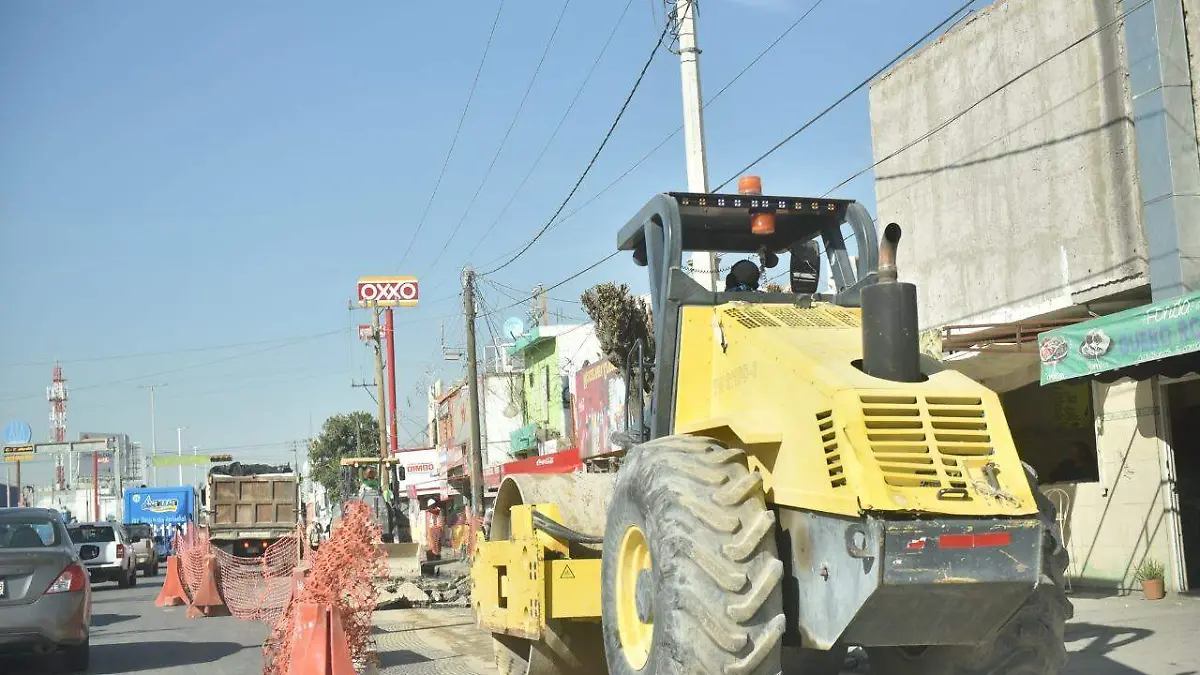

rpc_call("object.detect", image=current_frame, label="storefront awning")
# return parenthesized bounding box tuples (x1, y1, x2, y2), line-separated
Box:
(1039, 289, 1200, 385)
(502, 448, 582, 476)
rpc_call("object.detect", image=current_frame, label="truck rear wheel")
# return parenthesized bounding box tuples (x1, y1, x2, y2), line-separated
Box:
(601, 435, 785, 675)
(866, 465, 1072, 675)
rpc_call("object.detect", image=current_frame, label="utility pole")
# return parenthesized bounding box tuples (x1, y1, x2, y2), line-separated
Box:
(462, 267, 484, 517)
(674, 0, 718, 291)
(385, 308, 399, 456)
(370, 306, 389, 491)
(140, 383, 167, 486)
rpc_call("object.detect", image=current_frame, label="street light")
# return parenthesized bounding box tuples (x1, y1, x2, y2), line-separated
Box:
(176, 427, 188, 487)
(139, 383, 167, 486)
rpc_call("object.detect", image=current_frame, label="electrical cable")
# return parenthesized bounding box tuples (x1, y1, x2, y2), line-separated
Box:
(0, 329, 348, 402)
(473, 0, 832, 269)
(464, 0, 639, 262)
(712, 0, 977, 192)
(1, 328, 350, 369)
(398, 0, 507, 267)
(821, 0, 1151, 197)
(480, 16, 673, 276)
(421, 0, 574, 276)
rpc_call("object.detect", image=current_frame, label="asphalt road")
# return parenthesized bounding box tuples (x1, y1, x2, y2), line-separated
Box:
(15, 574, 269, 675)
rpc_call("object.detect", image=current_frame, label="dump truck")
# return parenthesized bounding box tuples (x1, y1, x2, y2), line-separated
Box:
(203, 462, 298, 558)
(470, 183, 1072, 675)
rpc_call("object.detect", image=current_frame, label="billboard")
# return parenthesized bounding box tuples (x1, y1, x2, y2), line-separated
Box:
(573, 359, 626, 460)
(357, 276, 419, 307)
(396, 448, 440, 495)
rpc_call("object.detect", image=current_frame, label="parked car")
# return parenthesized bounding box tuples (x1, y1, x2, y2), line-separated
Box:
(123, 523, 160, 577)
(66, 521, 138, 588)
(0, 507, 91, 672)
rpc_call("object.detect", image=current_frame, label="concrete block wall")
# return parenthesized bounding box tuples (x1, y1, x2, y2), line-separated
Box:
(868, 0, 1148, 329)
(1042, 378, 1178, 590)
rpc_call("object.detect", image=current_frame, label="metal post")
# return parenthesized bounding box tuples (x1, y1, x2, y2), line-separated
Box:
(141, 383, 166, 486)
(92, 451, 99, 520)
(462, 267, 485, 517)
(15, 461, 21, 507)
(176, 427, 185, 486)
(371, 306, 389, 489)
(675, 0, 718, 291)
(386, 308, 399, 456)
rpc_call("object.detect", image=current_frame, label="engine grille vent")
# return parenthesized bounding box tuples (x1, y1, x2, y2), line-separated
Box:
(860, 395, 993, 490)
(817, 410, 847, 489)
(723, 305, 860, 330)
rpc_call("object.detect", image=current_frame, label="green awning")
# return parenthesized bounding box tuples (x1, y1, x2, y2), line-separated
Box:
(507, 326, 551, 355)
(1039, 289, 1200, 385)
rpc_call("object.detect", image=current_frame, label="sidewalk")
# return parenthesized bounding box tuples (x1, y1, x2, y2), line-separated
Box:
(1062, 592, 1200, 674)
(369, 591, 1200, 675)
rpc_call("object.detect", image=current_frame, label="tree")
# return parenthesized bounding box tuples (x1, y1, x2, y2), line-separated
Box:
(308, 411, 380, 504)
(581, 282, 655, 393)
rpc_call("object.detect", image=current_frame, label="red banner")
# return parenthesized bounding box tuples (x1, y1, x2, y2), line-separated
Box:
(574, 360, 626, 459)
(502, 448, 582, 477)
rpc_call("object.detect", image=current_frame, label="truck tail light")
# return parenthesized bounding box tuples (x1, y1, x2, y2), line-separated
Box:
(46, 563, 87, 594)
(116, 544, 126, 559)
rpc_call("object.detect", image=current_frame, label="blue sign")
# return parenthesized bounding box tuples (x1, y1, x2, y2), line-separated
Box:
(3, 421, 32, 445)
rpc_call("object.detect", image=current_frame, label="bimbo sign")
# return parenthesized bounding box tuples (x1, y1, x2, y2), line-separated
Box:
(357, 276, 419, 307)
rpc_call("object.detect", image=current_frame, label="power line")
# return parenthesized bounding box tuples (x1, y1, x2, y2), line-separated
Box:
(822, 0, 1151, 197)
(0, 328, 350, 369)
(398, 0, 507, 267)
(480, 15, 673, 276)
(421, 0, 575, 276)
(712, 0, 976, 191)
(464, 0, 639, 262)
(0, 329, 348, 402)
(473, 0, 832, 269)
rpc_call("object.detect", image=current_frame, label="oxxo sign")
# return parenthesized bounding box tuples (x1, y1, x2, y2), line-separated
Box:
(357, 276, 419, 307)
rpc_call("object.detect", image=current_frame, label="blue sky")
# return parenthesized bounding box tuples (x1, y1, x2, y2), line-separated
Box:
(0, 0, 984, 484)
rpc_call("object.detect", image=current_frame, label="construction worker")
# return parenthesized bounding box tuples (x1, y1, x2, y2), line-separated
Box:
(424, 498, 443, 560)
(725, 259, 762, 292)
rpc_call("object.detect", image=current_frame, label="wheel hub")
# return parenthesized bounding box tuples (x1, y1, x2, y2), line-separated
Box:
(616, 525, 654, 670)
(635, 569, 654, 623)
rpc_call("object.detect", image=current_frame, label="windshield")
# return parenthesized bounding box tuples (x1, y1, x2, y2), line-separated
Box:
(0, 515, 64, 548)
(126, 524, 152, 539)
(68, 524, 117, 543)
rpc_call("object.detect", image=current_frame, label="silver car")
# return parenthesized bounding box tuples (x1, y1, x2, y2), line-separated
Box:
(0, 507, 92, 671)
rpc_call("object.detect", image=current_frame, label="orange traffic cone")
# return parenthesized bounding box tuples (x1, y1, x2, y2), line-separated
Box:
(155, 556, 190, 607)
(186, 554, 229, 618)
(289, 565, 310, 604)
(287, 603, 356, 675)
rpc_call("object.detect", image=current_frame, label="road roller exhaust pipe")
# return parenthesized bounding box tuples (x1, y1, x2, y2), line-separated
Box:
(861, 223, 922, 382)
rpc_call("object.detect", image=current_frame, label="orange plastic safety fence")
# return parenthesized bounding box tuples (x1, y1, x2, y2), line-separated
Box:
(171, 524, 302, 624)
(262, 501, 387, 675)
(211, 532, 301, 623)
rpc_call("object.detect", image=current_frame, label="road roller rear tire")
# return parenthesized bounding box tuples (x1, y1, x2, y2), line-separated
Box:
(601, 435, 785, 675)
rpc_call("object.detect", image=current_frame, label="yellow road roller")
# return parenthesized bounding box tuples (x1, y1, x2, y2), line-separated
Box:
(471, 183, 1072, 675)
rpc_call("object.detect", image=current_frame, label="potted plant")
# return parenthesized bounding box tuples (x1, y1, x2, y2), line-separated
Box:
(1135, 558, 1166, 600)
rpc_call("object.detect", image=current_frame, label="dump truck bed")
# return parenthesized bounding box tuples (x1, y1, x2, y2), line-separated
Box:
(207, 473, 297, 541)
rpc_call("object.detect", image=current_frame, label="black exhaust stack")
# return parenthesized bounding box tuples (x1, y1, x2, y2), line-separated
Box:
(861, 223, 922, 382)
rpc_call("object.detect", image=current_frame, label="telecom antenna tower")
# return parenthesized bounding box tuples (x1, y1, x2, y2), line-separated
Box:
(48, 363, 68, 489)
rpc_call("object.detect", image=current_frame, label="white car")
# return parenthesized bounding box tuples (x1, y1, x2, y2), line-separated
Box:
(66, 522, 138, 588)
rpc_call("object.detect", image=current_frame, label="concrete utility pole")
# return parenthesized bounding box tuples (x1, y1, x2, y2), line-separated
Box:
(675, 0, 718, 291)
(462, 267, 485, 517)
(370, 306, 389, 490)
